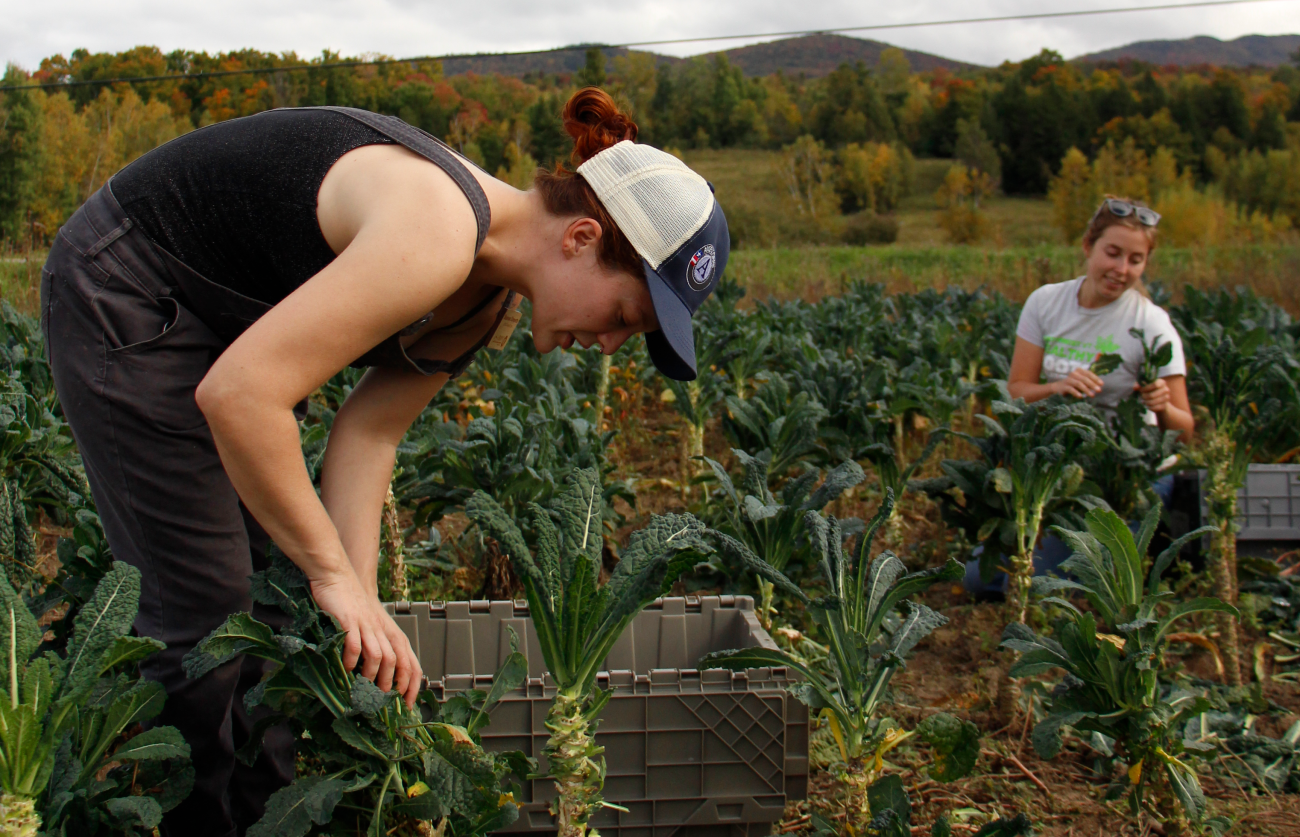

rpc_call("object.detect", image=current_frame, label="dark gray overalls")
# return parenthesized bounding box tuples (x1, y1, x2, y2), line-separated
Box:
(40, 107, 509, 837)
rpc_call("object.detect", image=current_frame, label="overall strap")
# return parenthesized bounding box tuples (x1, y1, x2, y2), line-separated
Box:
(304, 106, 491, 254)
(307, 106, 509, 378)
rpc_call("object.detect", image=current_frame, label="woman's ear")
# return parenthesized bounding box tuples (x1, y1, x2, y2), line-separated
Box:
(563, 218, 604, 260)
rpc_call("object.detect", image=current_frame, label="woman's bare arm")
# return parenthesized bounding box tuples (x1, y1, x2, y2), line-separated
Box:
(1006, 337, 1103, 402)
(320, 367, 449, 596)
(195, 152, 478, 705)
(321, 290, 510, 592)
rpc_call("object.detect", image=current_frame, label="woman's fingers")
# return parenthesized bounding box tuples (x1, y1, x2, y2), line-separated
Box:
(383, 619, 422, 707)
(360, 624, 383, 682)
(375, 629, 398, 693)
(1061, 378, 1090, 398)
(343, 626, 363, 672)
(1138, 380, 1170, 411)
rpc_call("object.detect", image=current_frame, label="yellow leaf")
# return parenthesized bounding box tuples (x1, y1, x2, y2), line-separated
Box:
(660, 389, 677, 403)
(408, 781, 431, 798)
(1128, 760, 1142, 784)
(1098, 633, 1125, 651)
(821, 709, 849, 764)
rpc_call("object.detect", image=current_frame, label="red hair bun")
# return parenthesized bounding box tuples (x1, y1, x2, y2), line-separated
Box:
(563, 87, 639, 166)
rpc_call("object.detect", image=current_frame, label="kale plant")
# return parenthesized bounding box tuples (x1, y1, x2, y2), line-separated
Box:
(465, 468, 710, 837)
(185, 554, 527, 837)
(702, 450, 864, 628)
(0, 562, 193, 837)
(1001, 506, 1231, 835)
(1180, 322, 1299, 685)
(722, 373, 828, 479)
(912, 386, 1110, 621)
(700, 497, 976, 834)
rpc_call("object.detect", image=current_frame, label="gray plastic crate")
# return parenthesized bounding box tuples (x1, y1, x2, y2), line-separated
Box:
(385, 596, 807, 836)
(1198, 464, 1300, 542)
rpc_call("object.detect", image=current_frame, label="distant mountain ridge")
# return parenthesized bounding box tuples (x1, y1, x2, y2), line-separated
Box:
(1076, 33, 1300, 67)
(435, 31, 1300, 79)
(438, 33, 977, 78)
(706, 34, 979, 76)
(439, 46, 672, 78)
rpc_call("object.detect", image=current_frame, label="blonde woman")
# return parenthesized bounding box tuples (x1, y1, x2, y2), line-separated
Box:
(1008, 197, 1193, 441)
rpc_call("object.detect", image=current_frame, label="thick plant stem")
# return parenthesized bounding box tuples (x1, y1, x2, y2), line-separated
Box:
(1151, 764, 1191, 837)
(545, 692, 605, 837)
(383, 484, 409, 602)
(592, 353, 612, 429)
(1006, 504, 1044, 625)
(757, 579, 775, 632)
(0, 793, 38, 837)
(1202, 430, 1243, 686)
(836, 758, 872, 836)
(677, 426, 692, 504)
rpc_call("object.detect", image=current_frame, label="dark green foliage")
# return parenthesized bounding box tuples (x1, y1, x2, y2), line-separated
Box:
(916, 714, 980, 782)
(722, 373, 828, 478)
(0, 561, 193, 835)
(1132, 327, 1175, 388)
(186, 552, 527, 836)
(397, 345, 633, 530)
(1001, 505, 1230, 826)
(701, 499, 974, 779)
(466, 468, 710, 699)
(971, 814, 1035, 836)
(1089, 395, 1181, 520)
(1089, 352, 1123, 376)
(703, 450, 863, 575)
(912, 386, 1110, 589)
(466, 468, 711, 831)
(1179, 318, 1300, 465)
(702, 451, 863, 624)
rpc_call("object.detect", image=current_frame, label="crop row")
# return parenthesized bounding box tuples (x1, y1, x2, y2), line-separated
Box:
(0, 278, 1295, 834)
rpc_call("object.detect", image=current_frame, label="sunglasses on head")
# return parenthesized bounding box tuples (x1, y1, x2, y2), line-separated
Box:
(1094, 198, 1160, 227)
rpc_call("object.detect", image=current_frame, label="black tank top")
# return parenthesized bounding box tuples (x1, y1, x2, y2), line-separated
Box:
(112, 107, 509, 377)
(114, 108, 395, 306)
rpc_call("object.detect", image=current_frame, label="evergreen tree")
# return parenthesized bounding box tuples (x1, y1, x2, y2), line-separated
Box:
(575, 47, 606, 89)
(0, 68, 42, 242)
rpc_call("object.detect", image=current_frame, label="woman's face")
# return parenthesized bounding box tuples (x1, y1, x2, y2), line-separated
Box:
(1083, 224, 1151, 303)
(528, 218, 659, 355)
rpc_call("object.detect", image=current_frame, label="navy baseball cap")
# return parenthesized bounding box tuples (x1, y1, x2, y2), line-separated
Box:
(576, 141, 730, 381)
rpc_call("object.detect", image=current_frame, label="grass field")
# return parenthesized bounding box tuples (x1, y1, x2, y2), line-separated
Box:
(685, 149, 1060, 249)
(9, 148, 1298, 318)
(685, 148, 1300, 312)
(0, 251, 42, 315)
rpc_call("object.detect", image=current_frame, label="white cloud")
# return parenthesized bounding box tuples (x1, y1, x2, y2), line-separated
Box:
(6, 0, 1299, 71)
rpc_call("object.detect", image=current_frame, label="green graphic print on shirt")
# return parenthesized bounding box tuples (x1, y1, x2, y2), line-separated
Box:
(1042, 333, 1118, 373)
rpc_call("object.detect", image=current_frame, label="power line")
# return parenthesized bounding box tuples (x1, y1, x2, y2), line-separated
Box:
(620, 0, 1299, 48)
(2, 0, 1293, 93)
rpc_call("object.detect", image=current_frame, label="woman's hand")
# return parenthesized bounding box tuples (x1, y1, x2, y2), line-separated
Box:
(309, 568, 423, 708)
(1051, 368, 1104, 399)
(1137, 378, 1172, 413)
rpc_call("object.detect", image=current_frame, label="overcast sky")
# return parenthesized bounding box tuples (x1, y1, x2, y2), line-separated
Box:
(8, 0, 1300, 71)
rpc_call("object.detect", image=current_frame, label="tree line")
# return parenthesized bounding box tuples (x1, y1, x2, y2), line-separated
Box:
(2, 42, 1299, 243)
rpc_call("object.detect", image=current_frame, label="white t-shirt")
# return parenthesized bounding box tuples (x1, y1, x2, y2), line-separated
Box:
(1017, 277, 1186, 414)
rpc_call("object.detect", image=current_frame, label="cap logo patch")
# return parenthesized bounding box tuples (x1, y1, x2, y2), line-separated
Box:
(687, 244, 716, 291)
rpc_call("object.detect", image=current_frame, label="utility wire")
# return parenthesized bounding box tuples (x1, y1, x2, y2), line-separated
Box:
(2, 0, 1293, 93)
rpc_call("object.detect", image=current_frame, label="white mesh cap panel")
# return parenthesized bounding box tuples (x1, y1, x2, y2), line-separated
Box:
(577, 141, 714, 270)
